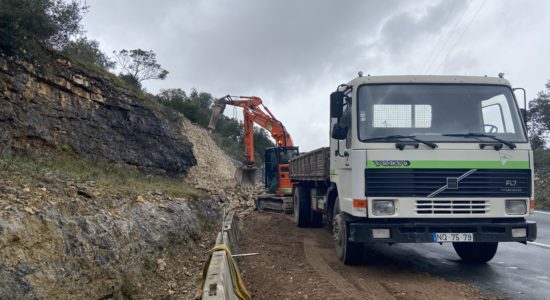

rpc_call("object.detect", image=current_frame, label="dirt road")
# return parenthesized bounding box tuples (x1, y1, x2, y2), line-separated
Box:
(239, 212, 493, 300)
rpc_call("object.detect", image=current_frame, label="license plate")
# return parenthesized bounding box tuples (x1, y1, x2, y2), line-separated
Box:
(432, 233, 474, 242)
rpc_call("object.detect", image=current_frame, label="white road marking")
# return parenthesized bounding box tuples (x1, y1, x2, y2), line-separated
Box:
(535, 210, 550, 215)
(527, 241, 550, 249)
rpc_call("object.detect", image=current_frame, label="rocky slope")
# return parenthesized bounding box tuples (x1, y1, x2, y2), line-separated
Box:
(181, 118, 261, 216)
(0, 156, 219, 299)
(0, 55, 196, 173)
(0, 53, 242, 299)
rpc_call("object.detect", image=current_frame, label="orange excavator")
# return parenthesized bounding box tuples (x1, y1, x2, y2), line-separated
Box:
(208, 95, 299, 204)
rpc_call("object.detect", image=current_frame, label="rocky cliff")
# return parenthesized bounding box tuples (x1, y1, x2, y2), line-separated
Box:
(0, 55, 196, 173)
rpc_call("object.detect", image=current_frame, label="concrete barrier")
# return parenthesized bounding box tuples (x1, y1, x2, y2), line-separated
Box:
(202, 211, 244, 300)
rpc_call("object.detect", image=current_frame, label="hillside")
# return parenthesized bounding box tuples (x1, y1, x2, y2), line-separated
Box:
(0, 55, 256, 299)
(0, 54, 195, 173)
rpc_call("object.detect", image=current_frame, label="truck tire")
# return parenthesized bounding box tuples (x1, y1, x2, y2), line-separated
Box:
(333, 199, 362, 265)
(452, 242, 498, 264)
(294, 186, 310, 227)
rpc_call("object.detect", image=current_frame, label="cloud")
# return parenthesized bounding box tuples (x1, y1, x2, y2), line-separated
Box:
(82, 0, 550, 150)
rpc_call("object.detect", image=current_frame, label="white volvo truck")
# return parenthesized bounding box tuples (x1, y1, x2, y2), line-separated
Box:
(289, 74, 537, 265)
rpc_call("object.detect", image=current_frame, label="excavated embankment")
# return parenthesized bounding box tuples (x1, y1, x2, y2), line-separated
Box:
(0, 54, 252, 299)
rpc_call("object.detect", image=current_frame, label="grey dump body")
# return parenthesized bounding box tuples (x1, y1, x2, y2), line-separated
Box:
(289, 147, 330, 182)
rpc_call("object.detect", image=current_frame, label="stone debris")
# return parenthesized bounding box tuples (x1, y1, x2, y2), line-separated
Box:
(181, 118, 235, 190)
(181, 118, 263, 216)
(23, 206, 35, 214)
(157, 258, 167, 271)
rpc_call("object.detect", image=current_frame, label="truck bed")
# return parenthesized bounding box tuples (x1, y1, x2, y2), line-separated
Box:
(289, 147, 330, 182)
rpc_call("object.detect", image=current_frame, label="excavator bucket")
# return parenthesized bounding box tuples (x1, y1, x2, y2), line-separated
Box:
(235, 166, 257, 186)
(208, 101, 226, 132)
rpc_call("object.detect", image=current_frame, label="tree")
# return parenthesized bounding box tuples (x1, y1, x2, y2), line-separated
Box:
(528, 80, 550, 149)
(62, 37, 115, 71)
(157, 88, 211, 127)
(0, 0, 86, 62)
(113, 49, 169, 83)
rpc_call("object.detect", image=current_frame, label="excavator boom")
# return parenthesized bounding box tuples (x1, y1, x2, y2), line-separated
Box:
(208, 95, 295, 191)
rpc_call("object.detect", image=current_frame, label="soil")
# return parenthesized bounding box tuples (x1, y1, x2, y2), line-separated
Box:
(239, 212, 494, 300)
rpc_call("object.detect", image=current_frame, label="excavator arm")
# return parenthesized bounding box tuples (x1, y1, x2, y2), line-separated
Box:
(208, 95, 293, 166)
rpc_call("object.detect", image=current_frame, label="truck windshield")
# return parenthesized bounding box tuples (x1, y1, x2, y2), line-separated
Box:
(357, 84, 527, 143)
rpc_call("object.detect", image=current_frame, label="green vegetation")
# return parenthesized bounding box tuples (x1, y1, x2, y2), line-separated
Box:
(529, 80, 550, 210)
(0, 0, 86, 64)
(0, 153, 199, 199)
(62, 37, 115, 71)
(528, 80, 550, 150)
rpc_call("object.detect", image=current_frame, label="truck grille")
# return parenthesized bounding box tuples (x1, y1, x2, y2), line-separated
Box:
(415, 200, 489, 215)
(365, 169, 530, 198)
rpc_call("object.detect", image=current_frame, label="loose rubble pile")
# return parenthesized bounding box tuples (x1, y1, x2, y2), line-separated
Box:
(181, 118, 263, 217)
(180, 118, 235, 190)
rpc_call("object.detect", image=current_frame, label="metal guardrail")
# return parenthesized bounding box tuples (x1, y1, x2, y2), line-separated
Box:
(202, 211, 245, 300)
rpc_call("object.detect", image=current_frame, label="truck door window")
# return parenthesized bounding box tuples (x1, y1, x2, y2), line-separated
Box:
(342, 101, 352, 148)
(482, 95, 515, 133)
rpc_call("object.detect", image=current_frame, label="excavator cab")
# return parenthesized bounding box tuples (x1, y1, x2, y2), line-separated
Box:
(264, 146, 299, 195)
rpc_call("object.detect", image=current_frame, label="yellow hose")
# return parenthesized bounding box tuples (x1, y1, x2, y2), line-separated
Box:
(201, 244, 252, 300)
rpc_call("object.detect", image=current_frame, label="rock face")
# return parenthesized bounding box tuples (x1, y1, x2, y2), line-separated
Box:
(0, 56, 196, 173)
(0, 172, 219, 299)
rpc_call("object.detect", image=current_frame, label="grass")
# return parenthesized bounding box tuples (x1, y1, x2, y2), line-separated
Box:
(0, 152, 199, 199)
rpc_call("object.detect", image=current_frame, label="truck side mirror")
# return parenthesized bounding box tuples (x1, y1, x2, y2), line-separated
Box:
(520, 108, 527, 124)
(330, 91, 344, 118)
(331, 123, 348, 140)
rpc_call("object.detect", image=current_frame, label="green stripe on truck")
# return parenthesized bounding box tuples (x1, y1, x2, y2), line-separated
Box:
(366, 160, 529, 169)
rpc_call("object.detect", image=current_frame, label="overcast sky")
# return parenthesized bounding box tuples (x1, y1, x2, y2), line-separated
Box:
(82, 0, 550, 151)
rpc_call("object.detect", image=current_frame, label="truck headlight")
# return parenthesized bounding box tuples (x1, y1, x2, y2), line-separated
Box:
(372, 200, 395, 216)
(505, 199, 527, 215)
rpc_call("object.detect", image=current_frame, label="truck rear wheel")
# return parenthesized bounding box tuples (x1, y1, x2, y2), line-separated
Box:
(453, 242, 498, 264)
(294, 186, 310, 227)
(333, 199, 362, 265)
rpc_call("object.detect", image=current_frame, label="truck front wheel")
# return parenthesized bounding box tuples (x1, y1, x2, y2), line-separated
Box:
(333, 199, 362, 265)
(452, 242, 498, 264)
(294, 186, 310, 227)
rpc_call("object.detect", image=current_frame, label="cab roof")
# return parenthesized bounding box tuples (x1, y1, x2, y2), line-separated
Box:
(347, 75, 512, 87)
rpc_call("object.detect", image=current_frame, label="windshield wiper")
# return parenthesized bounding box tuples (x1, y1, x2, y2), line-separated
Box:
(442, 133, 516, 149)
(363, 135, 437, 149)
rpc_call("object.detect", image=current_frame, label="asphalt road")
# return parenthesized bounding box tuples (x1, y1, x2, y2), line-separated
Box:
(365, 211, 550, 300)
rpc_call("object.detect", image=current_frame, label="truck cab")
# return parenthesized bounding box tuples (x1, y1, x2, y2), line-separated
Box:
(264, 146, 299, 195)
(291, 75, 537, 265)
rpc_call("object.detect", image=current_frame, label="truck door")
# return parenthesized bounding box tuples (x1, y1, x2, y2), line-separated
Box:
(331, 97, 354, 208)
